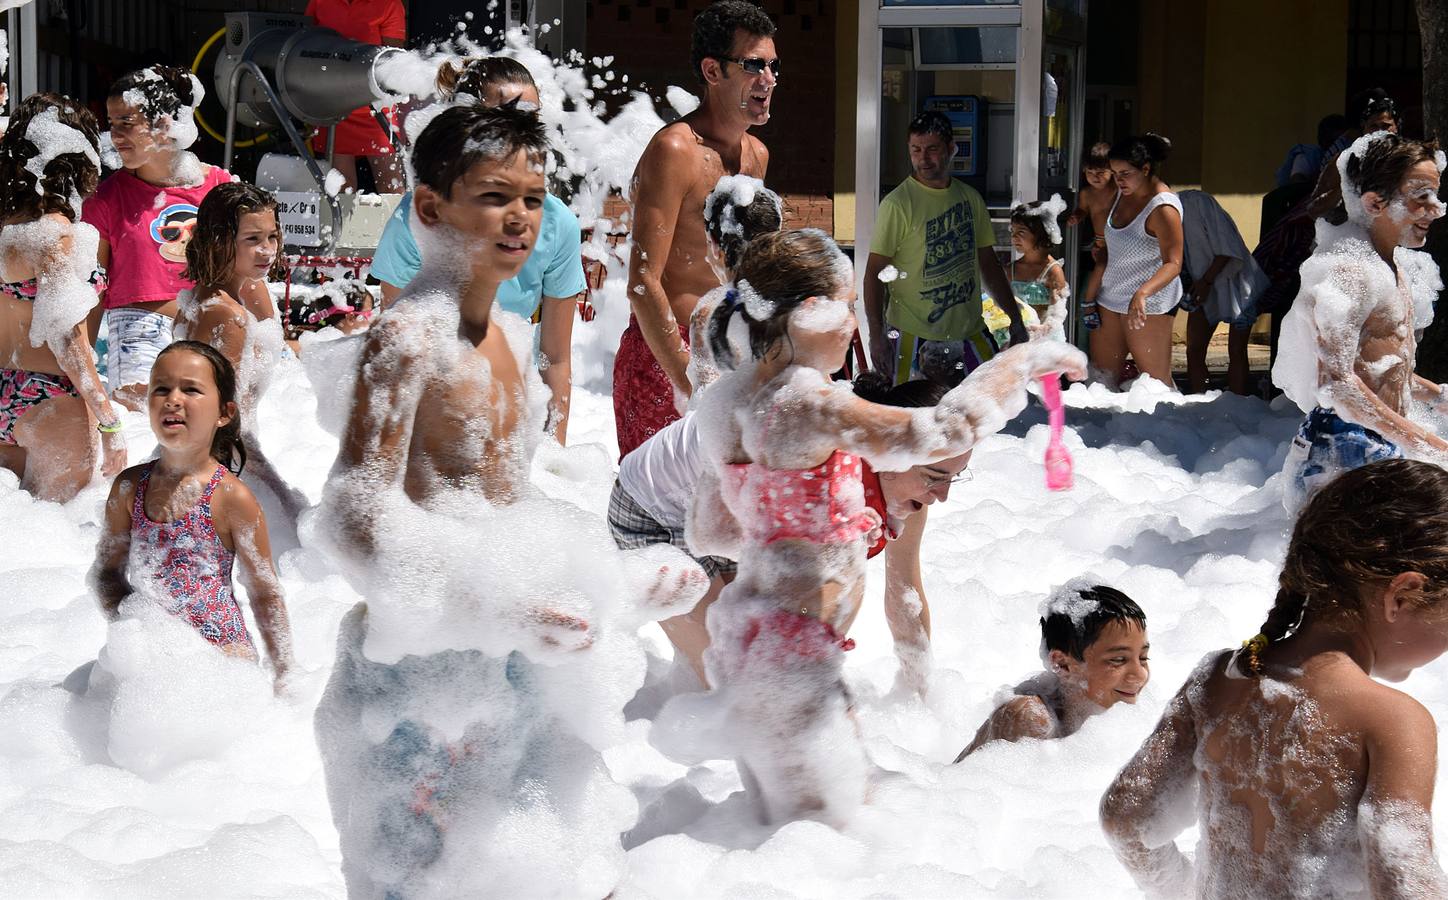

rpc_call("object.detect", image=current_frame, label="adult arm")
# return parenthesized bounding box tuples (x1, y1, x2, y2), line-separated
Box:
(884, 508, 930, 696)
(1129, 203, 1185, 329)
(1099, 673, 1200, 899)
(1187, 254, 1233, 309)
(1358, 693, 1447, 898)
(978, 245, 1028, 345)
(89, 470, 136, 618)
(538, 294, 576, 444)
(626, 131, 697, 396)
(221, 483, 296, 689)
(862, 251, 895, 374)
(537, 203, 587, 444)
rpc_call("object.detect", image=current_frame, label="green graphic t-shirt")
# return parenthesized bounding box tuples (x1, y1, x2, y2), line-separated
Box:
(870, 176, 995, 341)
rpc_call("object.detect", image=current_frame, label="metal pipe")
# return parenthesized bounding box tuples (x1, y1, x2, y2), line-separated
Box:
(231, 60, 342, 252)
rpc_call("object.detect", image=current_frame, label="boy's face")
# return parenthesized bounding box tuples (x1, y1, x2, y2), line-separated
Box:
(1084, 166, 1112, 190)
(1052, 619, 1150, 710)
(415, 148, 546, 283)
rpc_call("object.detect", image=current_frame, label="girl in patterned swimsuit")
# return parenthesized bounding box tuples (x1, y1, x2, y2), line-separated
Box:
(90, 342, 294, 690)
(0, 92, 127, 502)
(174, 182, 305, 522)
(684, 229, 1088, 826)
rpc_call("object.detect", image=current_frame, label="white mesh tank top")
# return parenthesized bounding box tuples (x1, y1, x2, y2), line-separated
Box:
(1099, 190, 1184, 315)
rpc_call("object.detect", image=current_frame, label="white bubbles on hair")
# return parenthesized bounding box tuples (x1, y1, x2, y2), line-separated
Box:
(1338, 130, 1399, 224)
(735, 277, 775, 321)
(21, 106, 98, 210)
(1013, 193, 1068, 246)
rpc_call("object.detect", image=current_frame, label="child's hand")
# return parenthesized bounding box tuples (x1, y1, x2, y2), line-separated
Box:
(100, 430, 128, 477)
(523, 607, 594, 653)
(860, 507, 885, 548)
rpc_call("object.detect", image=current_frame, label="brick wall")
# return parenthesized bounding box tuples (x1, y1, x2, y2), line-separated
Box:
(584, 0, 835, 235)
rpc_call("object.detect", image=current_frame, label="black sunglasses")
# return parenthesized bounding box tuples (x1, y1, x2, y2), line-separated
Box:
(723, 56, 781, 78)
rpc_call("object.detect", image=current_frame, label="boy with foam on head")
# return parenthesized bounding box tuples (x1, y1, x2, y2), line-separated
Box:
(955, 580, 1149, 761)
(312, 105, 706, 899)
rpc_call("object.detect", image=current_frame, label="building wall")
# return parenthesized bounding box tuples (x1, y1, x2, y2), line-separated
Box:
(584, 0, 836, 233)
(834, 0, 858, 244)
(1199, 0, 1349, 245)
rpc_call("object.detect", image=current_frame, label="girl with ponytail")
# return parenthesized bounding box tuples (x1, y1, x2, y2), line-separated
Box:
(1102, 458, 1448, 898)
(91, 341, 295, 693)
(681, 229, 1086, 826)
(86, 65, 234, 412)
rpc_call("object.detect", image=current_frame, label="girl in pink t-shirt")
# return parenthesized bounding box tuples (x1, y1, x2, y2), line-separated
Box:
(84, 65, 233, 410)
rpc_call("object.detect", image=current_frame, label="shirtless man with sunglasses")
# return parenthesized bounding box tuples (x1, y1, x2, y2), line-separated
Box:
(614, 0, 778, 458)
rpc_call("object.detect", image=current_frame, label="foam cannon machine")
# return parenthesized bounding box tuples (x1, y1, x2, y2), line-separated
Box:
(214, 11, 404, 256)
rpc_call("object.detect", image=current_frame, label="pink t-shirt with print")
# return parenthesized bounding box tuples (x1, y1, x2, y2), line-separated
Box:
(81, 166, 233, 309)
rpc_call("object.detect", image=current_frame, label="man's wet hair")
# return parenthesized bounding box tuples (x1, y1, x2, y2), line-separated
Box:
(692, 1, 776, 85)
(1041, 585, 1146, 661)
(411, 103, 549, 199)
(908, 110, 954, 145)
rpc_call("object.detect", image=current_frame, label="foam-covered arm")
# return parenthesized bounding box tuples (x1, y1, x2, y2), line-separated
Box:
(1358, 696, 1446, 898)
(685, 465, 743, 561)
(228, 493, 296, 687)
(884, 510, 931, 696)
(89, 471, 136, 619)
(325, 317, 424, 558)
(818, 341, 1087, 470)
(1100, 678, 1199, 899)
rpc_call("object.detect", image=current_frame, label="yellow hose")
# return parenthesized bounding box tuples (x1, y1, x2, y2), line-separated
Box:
(190, 26, 270, 148)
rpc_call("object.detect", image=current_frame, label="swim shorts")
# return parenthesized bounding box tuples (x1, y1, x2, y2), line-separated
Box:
(1284, 406, 1403, 510)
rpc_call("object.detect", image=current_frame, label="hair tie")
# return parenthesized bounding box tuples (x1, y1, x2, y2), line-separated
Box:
(1241, 632, 1269, 675)
(723, 288, 740, 311)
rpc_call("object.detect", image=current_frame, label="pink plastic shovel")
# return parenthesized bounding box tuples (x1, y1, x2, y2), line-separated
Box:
(1040, 376, 1074, 491)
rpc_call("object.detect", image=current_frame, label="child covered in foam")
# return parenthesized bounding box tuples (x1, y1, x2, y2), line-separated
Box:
(1272, 132, 1448, 509)
(0, 93, 125, 501)
(310, 104, 706, 899)
(955, 580, 1149, 761)
(173, 182, 303, 523)
(1102, 458, 1448, 899)
(671, 229, 1086, 827)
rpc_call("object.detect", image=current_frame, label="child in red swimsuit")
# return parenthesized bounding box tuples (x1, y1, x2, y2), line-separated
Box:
(686, 229, 1087, 827)
(90, 341, 295, 691)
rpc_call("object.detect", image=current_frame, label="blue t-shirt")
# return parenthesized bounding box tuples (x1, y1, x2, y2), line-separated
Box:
(371, 191, 587, 318)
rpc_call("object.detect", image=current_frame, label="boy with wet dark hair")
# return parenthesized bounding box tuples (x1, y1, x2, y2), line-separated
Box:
(955, 580, 1150, 760)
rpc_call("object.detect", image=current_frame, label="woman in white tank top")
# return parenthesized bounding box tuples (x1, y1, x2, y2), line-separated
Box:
(1093, 134, 1185, 388)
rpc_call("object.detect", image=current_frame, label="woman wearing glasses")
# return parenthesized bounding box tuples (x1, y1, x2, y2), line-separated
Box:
(607, 371, 972, 698)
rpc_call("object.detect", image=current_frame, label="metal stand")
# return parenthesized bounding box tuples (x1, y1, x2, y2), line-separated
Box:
(223, 59, 343, 253)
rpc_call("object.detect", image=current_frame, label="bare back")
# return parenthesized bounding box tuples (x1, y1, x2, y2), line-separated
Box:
(1107, 649, 1443, 899)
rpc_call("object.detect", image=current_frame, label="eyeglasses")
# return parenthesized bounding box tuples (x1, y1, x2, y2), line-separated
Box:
(920, 468, 972, 491)
(724, 56, 781, 78)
